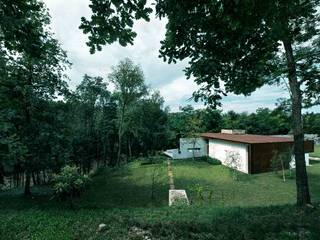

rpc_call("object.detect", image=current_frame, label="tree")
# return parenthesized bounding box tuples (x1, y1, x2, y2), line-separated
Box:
(0, 0, 47, 57)
(108, 58, 147, 165)
(124, 91, 169, 157)
(82, 0, 320, 206)
(180, 106, 203, 160)
(1, 2, 70, 195)
(68, 75, 117, 170)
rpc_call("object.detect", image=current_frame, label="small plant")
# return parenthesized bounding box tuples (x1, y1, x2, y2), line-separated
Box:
(52, 165, 90, 206)
(194, 184, 205, 201)
(191, 184, 215, 204)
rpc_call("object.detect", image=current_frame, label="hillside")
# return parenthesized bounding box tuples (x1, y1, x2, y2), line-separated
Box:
(1, 159, 320, 239)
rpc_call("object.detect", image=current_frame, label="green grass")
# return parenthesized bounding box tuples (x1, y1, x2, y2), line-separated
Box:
(1, 158, 320, 239)
(310, 145, 320, 158)
(173, 159, 320, 206)
(0, 161, 168, 210)
(80, 161, 168, 208)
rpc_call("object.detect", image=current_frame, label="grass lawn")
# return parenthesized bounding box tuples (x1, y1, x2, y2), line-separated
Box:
(173, 159, 320, 207)
(0, 161, 168, 210)
(80, 161, 168, 208)
(310, 145, 320, 158)
(1, 158, 320, 239)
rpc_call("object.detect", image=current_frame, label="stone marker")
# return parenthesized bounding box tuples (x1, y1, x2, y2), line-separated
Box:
(97, 223, 107, 232)
(169, 189, 189, 206)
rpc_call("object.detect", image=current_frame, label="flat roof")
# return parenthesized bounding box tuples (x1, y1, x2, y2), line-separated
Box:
(201, 133, 294, 144)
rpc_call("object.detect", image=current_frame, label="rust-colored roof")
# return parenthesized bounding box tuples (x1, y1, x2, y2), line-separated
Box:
(201, 133, 294, 144)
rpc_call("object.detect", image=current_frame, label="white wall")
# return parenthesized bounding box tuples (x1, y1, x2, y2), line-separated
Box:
(208, 139, 249, 173)
(164, 138, 207, 159)
(179, 138, 207, 158)
(290, 153, 310, 168)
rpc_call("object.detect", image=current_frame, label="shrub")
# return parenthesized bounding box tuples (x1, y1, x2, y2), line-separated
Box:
(198, 156, 221, 165)
(52, 165, 90, 203)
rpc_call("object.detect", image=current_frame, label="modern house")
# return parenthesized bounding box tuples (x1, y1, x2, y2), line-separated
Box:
(164, 130, 314, 174)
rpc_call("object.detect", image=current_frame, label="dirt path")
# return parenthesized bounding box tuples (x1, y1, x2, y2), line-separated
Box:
(167, 158, 175, 190)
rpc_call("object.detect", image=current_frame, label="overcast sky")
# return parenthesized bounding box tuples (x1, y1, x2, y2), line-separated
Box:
(43, 0, 319, 113)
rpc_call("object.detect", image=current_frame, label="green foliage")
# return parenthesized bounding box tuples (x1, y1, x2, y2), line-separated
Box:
(80, 0, 153, 53)
(108, 58, 148, 165)
(52, 165, 90, 202)
(0, 0, 70, 195)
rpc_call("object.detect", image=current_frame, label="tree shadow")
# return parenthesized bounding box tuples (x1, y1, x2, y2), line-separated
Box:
(0, 163, 169, 211)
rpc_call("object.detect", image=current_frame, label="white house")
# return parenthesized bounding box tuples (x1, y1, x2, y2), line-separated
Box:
(164, 138, 207, 159)
(165, 130, 314, 174)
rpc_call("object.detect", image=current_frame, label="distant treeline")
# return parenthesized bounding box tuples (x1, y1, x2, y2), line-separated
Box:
(167, 103, 320, 148)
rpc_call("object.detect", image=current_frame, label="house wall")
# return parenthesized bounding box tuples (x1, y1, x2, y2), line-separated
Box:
(208, 139, 249, 173)
(176, 138, 207, 159)
(290, 153, 310, 168)
(164, 138, 207, 159)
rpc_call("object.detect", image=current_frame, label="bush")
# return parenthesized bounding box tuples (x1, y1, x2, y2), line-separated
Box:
(52, 165, 90, 202)
(198, 156, 221, 165)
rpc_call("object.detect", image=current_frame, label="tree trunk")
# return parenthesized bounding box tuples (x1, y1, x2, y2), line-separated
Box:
(283, 40, 311, 206)
(0, 166, 4, 185)
(24, 171, 31, 196)
(23, 63, 34, 196)
(117, 105, 126, 166)
(128, 136, 132, 161)
(32, 172, 36, 185)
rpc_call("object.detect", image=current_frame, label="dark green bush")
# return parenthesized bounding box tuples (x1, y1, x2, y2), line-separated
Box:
(198, 156, 221, 165)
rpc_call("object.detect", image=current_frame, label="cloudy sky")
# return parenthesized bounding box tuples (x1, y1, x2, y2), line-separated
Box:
(44, 0, 319, 113)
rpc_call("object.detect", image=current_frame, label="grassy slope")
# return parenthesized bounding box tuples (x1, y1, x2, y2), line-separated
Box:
(310, 145, 320, 158)
(80, 161, 168, 208)
(173, 160, 320, 206)
(0, 159, 320, 239)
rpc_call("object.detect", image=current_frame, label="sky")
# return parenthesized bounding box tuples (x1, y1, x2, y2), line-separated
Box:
(43, 0, 319, 113)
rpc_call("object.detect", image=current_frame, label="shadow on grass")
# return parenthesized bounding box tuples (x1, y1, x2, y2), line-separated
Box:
(0, 163, 169, 211)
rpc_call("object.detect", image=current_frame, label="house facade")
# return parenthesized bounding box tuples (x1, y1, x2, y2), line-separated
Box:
(164, 138, 207, 159)
(164, 130, 314, 174)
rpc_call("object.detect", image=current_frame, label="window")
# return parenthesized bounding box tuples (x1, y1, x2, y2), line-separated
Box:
(187, 148, 201, 153)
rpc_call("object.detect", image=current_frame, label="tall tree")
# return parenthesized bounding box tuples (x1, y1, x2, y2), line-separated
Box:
(69, 75, 116, 171)
(81, 0, 320, 206)
(108, 58, 147, 165)
(1, 1, 70, 195)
